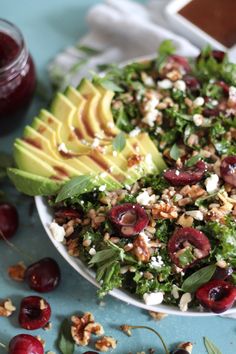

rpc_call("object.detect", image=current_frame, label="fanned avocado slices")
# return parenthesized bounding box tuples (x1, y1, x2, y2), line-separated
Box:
(9, 79, 166, 196)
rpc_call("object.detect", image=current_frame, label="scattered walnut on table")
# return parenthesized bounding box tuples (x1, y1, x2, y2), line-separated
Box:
(8, 261, 26, 282)
(95, 336, 117, 352)
(148, 311, 168, 321)
(71, 312, 104, 346)
(0, 299, 16, 317)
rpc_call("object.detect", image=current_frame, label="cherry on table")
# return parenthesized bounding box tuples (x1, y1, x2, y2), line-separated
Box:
(108, 203, 149, 237)
(0, 202, 19, 239)
(25, 257, 61, 293)
(9, 334, 44, 354)
(163, 161, 206, 186)
(220, 156, 236, 187)
(196, 280, 236, 313)
(19, 296, 51, 330)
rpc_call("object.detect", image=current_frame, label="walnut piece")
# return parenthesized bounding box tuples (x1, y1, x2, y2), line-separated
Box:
(8, 261, 26, 282)
(152, 203, 178, 219)
(133, 235, 150, 263)
(71, 312, 104, 346)
(0, 299, 16, 317)
(148, 311, 168, 321)
(95, 336, 117, 352)
(177, 342, 193, 353)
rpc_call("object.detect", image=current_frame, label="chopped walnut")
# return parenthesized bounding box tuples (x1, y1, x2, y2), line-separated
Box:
(152, 203, 178, 219)
(8, 261, 26, 282)
(149, 311, 168, 321)
(0, 299, 16, 317)
(66, 239, 80, 257)
(43, 321, 52, 331)
(133, 235, 150, 262)
(95, 336, 117, 352)
(71, 312, 104, 346)
(177, 214, 193, 227)
(177, 342, 193, 353)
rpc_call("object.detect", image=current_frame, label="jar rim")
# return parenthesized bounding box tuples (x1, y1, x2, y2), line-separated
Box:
(0, 18, 26, 74)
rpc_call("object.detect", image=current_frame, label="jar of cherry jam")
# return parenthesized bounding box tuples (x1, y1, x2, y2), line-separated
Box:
(0, 19, 36, 135)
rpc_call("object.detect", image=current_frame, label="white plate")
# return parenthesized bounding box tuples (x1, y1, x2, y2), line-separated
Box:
(35, 196, 236, 317)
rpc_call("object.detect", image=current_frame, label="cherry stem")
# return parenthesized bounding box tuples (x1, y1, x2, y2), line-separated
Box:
(121, 325, 170, 354)
(0, 230, 33, 262)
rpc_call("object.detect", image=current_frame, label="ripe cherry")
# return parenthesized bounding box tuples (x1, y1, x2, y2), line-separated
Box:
(54, 208, 81, 219)
(163, 161, 206, 186)
(196, 280, 236, 313)
(19, 296, 51, 330)
(168, 227, 211, 269)
(25, 257, 61, 293)
(183, 75, 200, 93)
(9, 334, 44, 354)
(0, 202, 18, 239)
(211, 50, 226, 63)
(202, 107, 220, 117)
(108, 203, 149, 237)
(212, 266, 233, 281)
(168, 55, 191, 73)
(220, 156, 236, 187)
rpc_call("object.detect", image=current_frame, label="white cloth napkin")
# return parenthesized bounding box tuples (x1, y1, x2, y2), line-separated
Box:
(48, 0, 199, 90)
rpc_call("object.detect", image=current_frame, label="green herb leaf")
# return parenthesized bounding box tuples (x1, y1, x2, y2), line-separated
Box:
(170, 143, 180, 161)
(98, 78, 123, 92)
(156, 40, 176, 70)
(185, 154, 202, 167)
(204, 337, 222, 354)
(57, 319, 75, 354)
(89, 248, 120, 265)
(56, 175, 95, 203)
(182, 264, 216, 293)
(76, 45, 101, 56)
(112, 132, 126, 152)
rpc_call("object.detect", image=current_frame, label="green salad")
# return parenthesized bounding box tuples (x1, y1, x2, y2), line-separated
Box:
(10, 41, 236, 313)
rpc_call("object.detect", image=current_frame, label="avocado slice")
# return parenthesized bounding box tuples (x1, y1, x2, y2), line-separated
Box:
(95, 84, 120, 136)
(77, 79, 112, 140)
(8, 168, 63, 196)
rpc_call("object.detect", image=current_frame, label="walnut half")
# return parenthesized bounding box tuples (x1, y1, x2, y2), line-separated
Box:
(71, 312, 104, 346)
(95, 336, 117, 352)
(0, 299, 16, 317)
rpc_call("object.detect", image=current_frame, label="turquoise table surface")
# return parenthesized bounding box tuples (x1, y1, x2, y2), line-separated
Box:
(0, 1, 235, 353)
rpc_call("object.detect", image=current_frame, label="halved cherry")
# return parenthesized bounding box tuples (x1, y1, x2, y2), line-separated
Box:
(19, 296, 51, 330)
(163, 161, 206, 186)
(220, 156, 236, 187)
(9, 334, 44, 354)
(202, 107, 220, 117)
(168, 55, 191, 73)
(212, 266, 233, 281)
(197, 49, 226, 63)
(108, 203, 149, 237)
(215, 81, 229, 96)
(196, 280, 236, 313)
(168, 227, 211, 269)
(183, 75, 200, 93)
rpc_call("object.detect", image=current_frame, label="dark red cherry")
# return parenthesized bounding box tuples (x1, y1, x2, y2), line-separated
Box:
(202, 107, 220, 117)
(196, 280, 236, 313)
(0, 202, 19, 239)
(25, 257, 61, 293)
(220, 156, 236, 187)
(163, 161, 206, 186)
(83, 352, 99, 354)
(9, 334, 44, 354)
(211, 50, 226, 63)
(168, 55, 191, 73)
(216, 81, 229, 95)
(54, 208, 81, 219)
(212, 266, 233, 281)
(172, 350, 189, 354)
(108, 203, 149, 237)
(19, 296, 51, 330)
(168, 227, 211, 269)
(183, 75, 200, 92)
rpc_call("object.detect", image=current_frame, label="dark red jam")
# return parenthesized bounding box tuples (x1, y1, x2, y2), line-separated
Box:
(0, 19, 36, 135)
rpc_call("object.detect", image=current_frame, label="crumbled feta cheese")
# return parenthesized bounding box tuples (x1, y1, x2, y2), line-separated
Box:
(58, 143, 69, 153)
(89, 247, 96, 256)
(211, 99, 218, 106)
(185, 210, 204, 221)
(142, 75, 155, 87)
(113, 150, 118, 157)
(174, 80, 186, 92)
(139, 231, 150, 244)
(142, 110, 159, 127)
(143, 292, 164, 305)
(229, 86, 236, 102)
(157, 79, 173, 89)
(150, 256, 164, 269)
(171, 285, 180, 299)
(49, 222, 65, 242)
(179, 293, 192, 312)
(145, 96, 159, 111)
(193, 96, 204, 106)
(99, 185, 106, 192)
(129, 127, 141, 137)
(193, 113, 203, 126)
(91, 138, 100, 148)
(205, 174, 219, 193)
(125, 184, 131, 191)
(136, 191, 155, 206)
(100, 172, 108, 178)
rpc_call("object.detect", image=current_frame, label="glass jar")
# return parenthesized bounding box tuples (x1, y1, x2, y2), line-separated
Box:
(0, 19, 36, 136)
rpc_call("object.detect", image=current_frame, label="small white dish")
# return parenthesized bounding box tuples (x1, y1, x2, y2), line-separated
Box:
(165, 0, 227, 51)
(35, 195, 236, 317)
